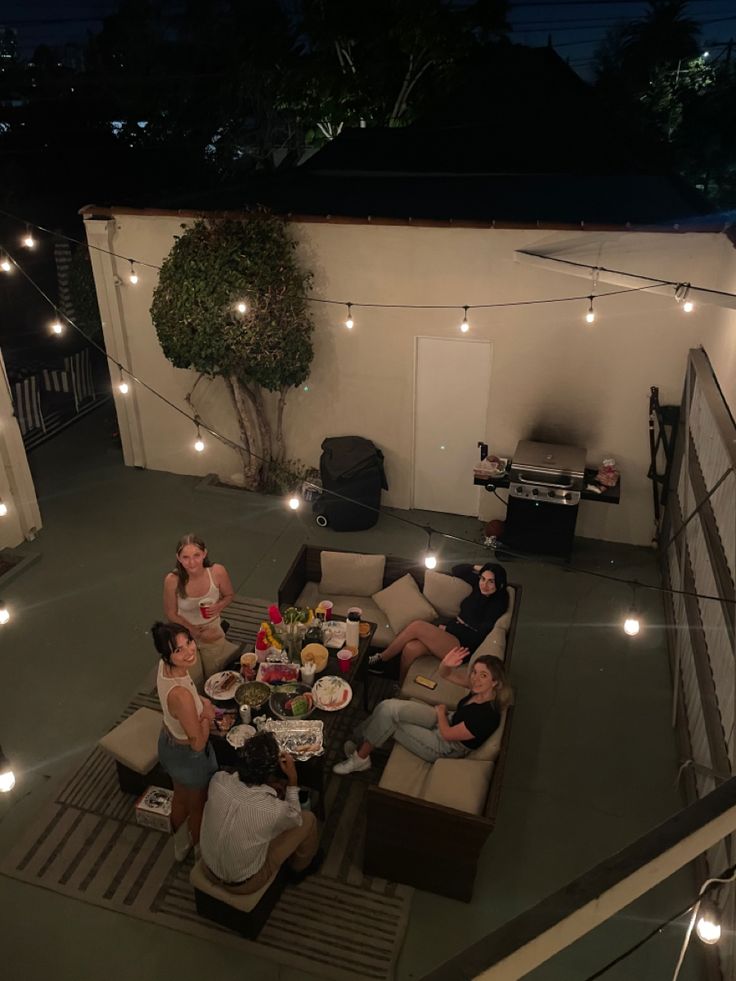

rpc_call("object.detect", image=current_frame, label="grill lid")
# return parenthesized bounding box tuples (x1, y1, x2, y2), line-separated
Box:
(511, 440, 586, 479)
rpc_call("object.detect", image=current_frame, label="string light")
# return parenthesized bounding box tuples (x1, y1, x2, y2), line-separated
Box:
(460, 306, 470, 333)
(49, 315, 64, 335)
(344, 303, 354, 329)
(424, 530, 438, 569)
(117, 369, 129, 395)
(623, 589, 641, 636)
(0, 602, 9, 625)
(585, 296, 596, 324)
(675, 283, 695, 313)
(193, 424, 205, 453)
(22, 228, 35, 249)
(0, 746, 15, 793)
(0, 500, 7, 516)
(287, 494, 301, 510)
(0, 254, 11, 273)
(695, 901, 721, 944)
(128, 261, 139, 285)
(236, 300, 248, 314)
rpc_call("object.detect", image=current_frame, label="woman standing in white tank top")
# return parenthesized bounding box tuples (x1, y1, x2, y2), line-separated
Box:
(152, 621, 217, 860)
(163, 533, 238, 686)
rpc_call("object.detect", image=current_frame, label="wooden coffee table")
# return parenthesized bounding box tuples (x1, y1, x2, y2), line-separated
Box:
(209, 596, 376, 816)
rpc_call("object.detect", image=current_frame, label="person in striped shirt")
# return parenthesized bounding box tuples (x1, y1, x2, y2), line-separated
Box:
(199, 732, 322, 892)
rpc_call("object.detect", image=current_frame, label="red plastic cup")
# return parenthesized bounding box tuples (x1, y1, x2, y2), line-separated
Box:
(337, 650, 352, 674)
(199, 600, 212, 620)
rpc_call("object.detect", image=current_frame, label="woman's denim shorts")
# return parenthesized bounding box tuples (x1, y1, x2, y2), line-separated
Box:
(158, 729, 217, 789)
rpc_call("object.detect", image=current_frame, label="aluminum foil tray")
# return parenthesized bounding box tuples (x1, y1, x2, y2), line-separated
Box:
(256, 718, 325, 761)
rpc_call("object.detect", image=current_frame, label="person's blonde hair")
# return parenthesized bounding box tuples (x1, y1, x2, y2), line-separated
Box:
(473, 655, 513, 709)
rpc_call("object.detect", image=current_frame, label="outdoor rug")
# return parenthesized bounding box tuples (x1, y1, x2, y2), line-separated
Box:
(0, 602, 411, 981)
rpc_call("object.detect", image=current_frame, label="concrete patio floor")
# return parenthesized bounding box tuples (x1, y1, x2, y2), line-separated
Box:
(0, 407, 704, 980)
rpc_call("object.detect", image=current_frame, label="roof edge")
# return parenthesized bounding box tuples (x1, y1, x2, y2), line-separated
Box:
(78, 204, 728, 235)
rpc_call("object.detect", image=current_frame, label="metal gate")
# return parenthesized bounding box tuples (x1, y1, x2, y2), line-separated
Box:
(660, 347, 736, 980)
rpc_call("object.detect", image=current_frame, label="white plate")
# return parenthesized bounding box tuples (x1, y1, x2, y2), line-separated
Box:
(312, 675, 352, 712)
(226, 724, 256, 749)
(204, 670, 242, 700)
(323, 623, 346, 649)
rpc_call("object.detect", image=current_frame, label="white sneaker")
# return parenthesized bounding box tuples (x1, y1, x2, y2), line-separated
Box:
(343, 740, 357, 757)
(333, 752, 371, 775)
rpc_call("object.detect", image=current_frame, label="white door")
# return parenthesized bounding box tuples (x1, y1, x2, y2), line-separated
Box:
(413, 337, 492, 515)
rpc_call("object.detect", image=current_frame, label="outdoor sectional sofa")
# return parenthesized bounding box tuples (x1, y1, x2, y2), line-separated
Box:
(278, 545, 521, 901)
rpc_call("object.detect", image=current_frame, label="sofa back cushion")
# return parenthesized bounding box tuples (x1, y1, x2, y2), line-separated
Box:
(422, 570, 472, 619)
(471, 585, 515, 660)
(372, 574, 438, 634)
(319, 551, 386, 596)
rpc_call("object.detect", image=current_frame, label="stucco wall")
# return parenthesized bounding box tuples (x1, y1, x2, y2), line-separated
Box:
(84, 212, 736, 546)
(0, 350, 42, 547)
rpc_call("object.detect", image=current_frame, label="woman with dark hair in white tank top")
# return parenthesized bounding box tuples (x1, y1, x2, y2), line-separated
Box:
(163, 533, 238, 687)
(152, 621, 217, 861)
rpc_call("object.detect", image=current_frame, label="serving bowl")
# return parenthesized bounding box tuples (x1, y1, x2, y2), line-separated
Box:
(235, 680, 271, 710)
(269, 682, 315, 720)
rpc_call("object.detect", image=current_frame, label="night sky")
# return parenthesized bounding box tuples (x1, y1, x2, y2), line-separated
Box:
(3, 0, 736, 76)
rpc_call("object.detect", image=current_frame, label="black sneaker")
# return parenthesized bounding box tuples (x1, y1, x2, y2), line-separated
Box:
(367, 653, 386, 675)
(287, 848, 325, 885)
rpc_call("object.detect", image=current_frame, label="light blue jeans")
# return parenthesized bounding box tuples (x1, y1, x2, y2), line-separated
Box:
(357, 699, 468, 762)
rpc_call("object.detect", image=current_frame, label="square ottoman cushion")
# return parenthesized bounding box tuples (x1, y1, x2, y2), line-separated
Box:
(98, 707, 163, 774)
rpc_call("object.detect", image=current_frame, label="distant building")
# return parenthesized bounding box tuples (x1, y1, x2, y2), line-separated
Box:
(0, 27, 17, 62)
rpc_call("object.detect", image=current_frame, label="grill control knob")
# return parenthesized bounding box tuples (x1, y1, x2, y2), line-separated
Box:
(532, 488, 538, 496)
(548, 490, 555, 498)
(516, 486, 523, 493)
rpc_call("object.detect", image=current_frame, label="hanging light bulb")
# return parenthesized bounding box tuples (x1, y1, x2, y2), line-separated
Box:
(0, 601, 9, 625)
(344, 303, 354, 329)
(695, 902, 721, 945)
(585, 296, 596, 324)
(287, 494, 301, 510)
(0, 500, 7, 516)
(0, 255, 11, 273)
(50, 316, 64, 335)
(236, 301, 248, 314)
(22, 228, 35, 249)
(193, 424, 205, 453)
(128, 261, 139, 285)
(675, 283, 695, 313)
(423, 529, 437, 568)
(0, 747, 15, 793)
(460, 306, 470, 333)
(683, 299, 695, 313)
(117, 369, 129, 395)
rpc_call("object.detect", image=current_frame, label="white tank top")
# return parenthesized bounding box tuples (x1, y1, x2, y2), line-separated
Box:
(157, 660, 205, 741)
(177, 567, 221, 629)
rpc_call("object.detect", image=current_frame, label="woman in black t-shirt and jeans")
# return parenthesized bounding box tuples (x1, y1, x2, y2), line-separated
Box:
(333, 648, 510, 775)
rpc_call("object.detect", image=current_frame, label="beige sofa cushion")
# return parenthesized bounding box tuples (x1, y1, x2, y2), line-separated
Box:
(399, 654, 467, 708)
(378, 744, 432, 799)
(319, 551, 385, 596)
(422, 570, 472, 618)
(472, 586, 515, 660)
(422, 759, 493, 816)
(372, 574, 438, 634)
(296, 583, 394, 648)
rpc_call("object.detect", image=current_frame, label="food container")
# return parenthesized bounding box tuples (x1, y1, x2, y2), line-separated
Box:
(234, 681, 271, 711)
(257, 662, 300, 685)
(269, 683, 315, 720)
(256, 718, 325, 760)
(135, 786, 174, 833)
(300, 642, 330, 671)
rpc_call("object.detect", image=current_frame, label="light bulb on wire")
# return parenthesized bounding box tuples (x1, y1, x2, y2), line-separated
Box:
(128, 261, 139, 285)
(22, 228, 35, 249)
(50, 316, 64, 336)
(695, 902, 721, 945)
(236, 300, 248, 314)
(585, 296, 596, 324)
(423, 530, 438, 569)
(0, 255, 11, 273)
(344, 303, 354, 329)
(0, 602, 9, 625)
(193, 424, 205, 453)
(117, 370, 129, 395)
(287, 494, 301, 510)
(460, 306, 470, 333)
(0, 500, 7, 517)
(676, 283, 695, 314)
(0, 746, 15, 793)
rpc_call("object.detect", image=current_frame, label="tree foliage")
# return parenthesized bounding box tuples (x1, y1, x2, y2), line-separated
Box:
(151, 212, 314, 486)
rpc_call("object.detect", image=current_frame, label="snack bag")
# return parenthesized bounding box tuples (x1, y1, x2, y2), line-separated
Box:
(596, 458, 619, 488)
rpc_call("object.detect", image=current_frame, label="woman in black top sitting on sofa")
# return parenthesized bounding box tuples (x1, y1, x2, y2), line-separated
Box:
(334, 647, 509, 774)
(368, 562, 509, 683)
